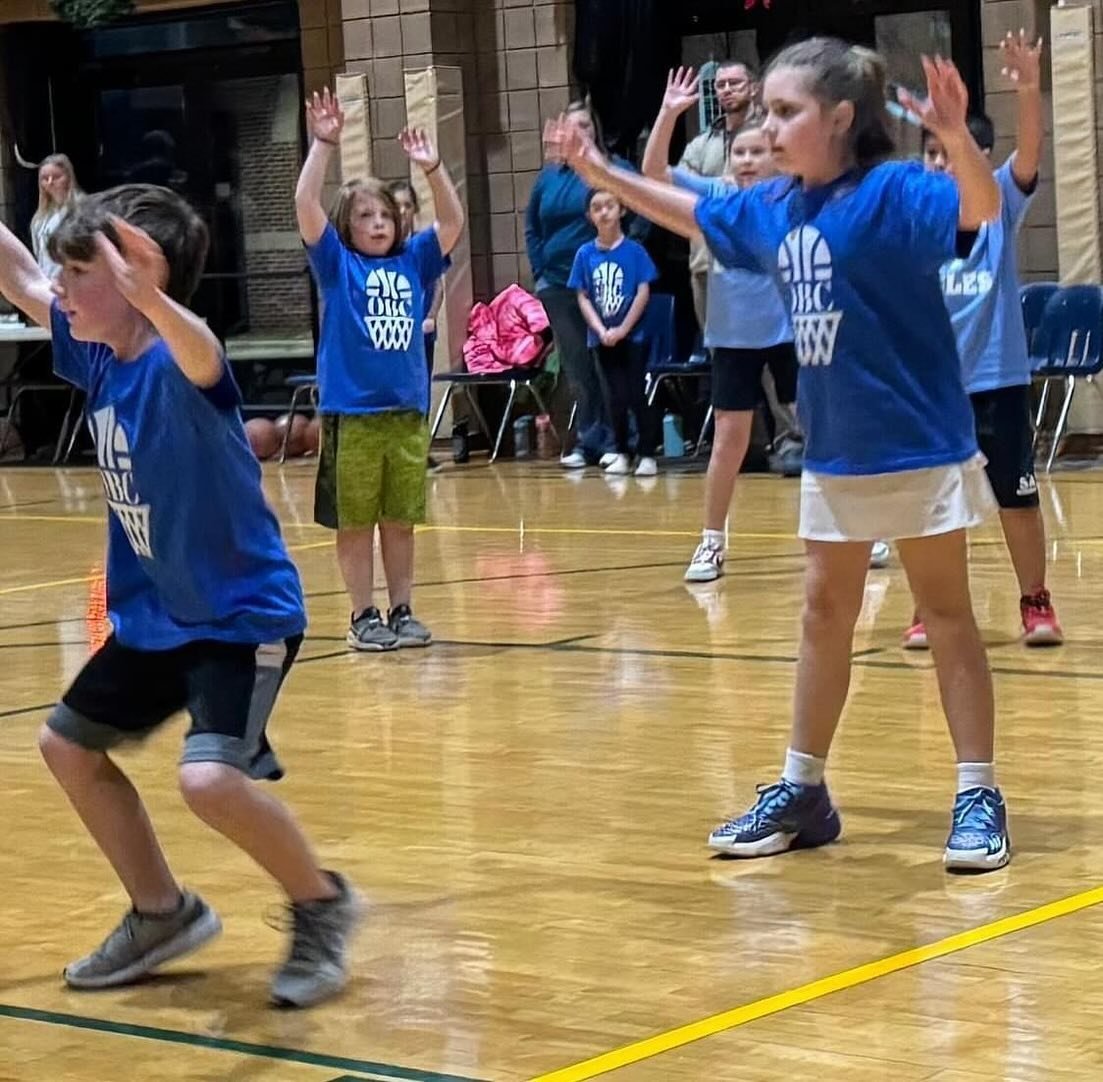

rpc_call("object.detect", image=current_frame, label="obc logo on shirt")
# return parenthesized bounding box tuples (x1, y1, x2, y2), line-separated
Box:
(778, 225, 842, 367)
(593, 261, 626, 321)
(89, 405, 152, 558)
(365, 268, 414, 352)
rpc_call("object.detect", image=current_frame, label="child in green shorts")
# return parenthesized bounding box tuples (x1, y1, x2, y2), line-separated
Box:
(295, 89, 464, 650)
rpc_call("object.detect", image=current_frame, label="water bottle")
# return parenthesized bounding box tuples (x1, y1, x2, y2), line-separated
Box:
(662, 413, 684, 458)
(513, 415, 533, 459)
(451, 419, 470, 464)
(535, 413, 555, 459)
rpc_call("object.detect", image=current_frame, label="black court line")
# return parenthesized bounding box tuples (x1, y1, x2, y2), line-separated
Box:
(0, 498, 59, 512)
(0, 616, 86, 633)
(303, 552, 805, 602)
(0, 641, 87, 650)
(0, 702, 56, 720)
(0, 1003, 487, 1082)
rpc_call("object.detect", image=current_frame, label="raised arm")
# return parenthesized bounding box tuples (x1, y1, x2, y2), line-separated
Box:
(99, 216, 222, 387)
(400, 128, 464, 256)
(296, 89, 343, 246)
(545, 118, 703, 242)
(899, 56, 1000, 229)
(1000, 30, 1044, 189)
(0, 221, 53, 329)
(642, 67, 700, 183)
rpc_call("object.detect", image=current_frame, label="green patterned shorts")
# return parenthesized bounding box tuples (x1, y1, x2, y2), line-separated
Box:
(314, 412, 430, 529)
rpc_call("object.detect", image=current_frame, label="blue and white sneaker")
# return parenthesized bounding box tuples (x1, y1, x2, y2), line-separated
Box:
(708, 779, 841, 857)
(943, 787, 1010, 872)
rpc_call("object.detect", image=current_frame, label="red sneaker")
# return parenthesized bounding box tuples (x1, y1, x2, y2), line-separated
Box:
(1021, 589, 1064, 646)
(901, 620, 929, 650)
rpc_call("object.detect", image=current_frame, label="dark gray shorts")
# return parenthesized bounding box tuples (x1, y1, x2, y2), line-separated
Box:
(48, 634, 302, 780)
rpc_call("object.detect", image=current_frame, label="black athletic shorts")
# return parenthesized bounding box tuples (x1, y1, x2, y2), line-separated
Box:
(711, 344, 799, 412)
(971, 384, 1038, 509)
(48, 634, 302, 780)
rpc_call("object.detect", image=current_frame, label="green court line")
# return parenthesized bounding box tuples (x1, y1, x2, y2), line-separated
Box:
(0, 1003, 487, 1082)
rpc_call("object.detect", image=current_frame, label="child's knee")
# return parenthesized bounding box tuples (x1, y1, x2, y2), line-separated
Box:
(802, 579, 861, 635)
(38, 724, 100, 775)
(178, 761, 245, 817)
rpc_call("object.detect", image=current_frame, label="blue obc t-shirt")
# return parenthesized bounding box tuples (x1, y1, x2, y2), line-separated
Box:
(307, 224, 446, 414)
(51, 303, 306, 650)
(567, 237, 658, 348)
(695, 161, 978, 476)
(671, 167, 792, 350)
(941, 159, 1034, 394)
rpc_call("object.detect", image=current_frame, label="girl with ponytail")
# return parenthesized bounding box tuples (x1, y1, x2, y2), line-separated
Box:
(546, 39, 1012, 873)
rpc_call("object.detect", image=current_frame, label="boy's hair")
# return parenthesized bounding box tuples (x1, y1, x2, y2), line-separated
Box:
(765, 37, 895, 169)
(48, 184, 209, 305)
(586, 187, 622, 212)
(921, 113, 994, 152)
(329, 178, 403, 256)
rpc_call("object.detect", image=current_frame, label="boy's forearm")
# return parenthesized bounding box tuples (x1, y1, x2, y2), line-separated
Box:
(295, 141, 335, 243)
(427, 163, 465, 254)
(618, 287, 650, 335)
(0, 220, 52, 327)
(141, 290, 224, 388)
(577, 294, 606, 338)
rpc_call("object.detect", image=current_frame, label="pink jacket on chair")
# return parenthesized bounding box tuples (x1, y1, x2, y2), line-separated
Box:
(462, 284, 551, 374)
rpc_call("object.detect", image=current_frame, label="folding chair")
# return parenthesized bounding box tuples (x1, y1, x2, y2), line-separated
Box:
(279, 374, 318, 464)
(1032, 284, 1103, 471)
(642, 293, 710, 452)
(428, 341, 557, 463)
(1021, 281, 1059, 369)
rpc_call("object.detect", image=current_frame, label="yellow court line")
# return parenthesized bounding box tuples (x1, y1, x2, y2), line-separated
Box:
(528, 883, 1103, 1082)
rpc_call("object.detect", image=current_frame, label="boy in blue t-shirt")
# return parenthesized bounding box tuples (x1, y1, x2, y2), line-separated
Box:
(568, 189, 659, 476)
(901, 32, 1061, 649)
(0, 185, 358, 1006)
(296, 89, 464, 651)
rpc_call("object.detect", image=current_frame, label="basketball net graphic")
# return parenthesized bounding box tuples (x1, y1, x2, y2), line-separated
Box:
(778, 225, 843, 367)
(593, 261, 626, 321)
(364, 268, 415, 352)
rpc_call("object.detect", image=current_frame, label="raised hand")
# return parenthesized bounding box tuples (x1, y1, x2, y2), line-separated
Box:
(1001, 29, 1043, 92)
(897, 55, 969, 143)
(306, 88, 344, 145)
(399, 127, 440, 173)
(543, 115, 605, 178)
(96, 216, 169, 311)
(662, 67, 700, 117)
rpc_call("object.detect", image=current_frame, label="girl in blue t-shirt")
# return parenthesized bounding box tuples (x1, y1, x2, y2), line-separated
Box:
(546, 39, 1011, 873)
(296, 88, 464, 652)
(568, 188, 659, 475)
(642, 67, 799, 582)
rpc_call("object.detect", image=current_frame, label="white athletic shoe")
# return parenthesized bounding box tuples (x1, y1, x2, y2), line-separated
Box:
(634, 456, 658, 477)
(685, 539, 725, 582)
(869, 540, 891, 569)
(599, 452, 618, 467)
(560, 450, 587, 469)
(604, 454, 632, 475)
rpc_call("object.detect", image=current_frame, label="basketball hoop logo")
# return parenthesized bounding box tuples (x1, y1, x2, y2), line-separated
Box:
(364, 268, 415, 352)
(593, 261, 626, 321)
(778, 225, 842, 367)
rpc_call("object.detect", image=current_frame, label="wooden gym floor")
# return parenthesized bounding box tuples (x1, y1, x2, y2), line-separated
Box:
(1, 459, 1102, 1081)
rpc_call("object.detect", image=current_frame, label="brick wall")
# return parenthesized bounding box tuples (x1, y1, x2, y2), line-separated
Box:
(338, 0, 573, 300)
(216, 74, 311, 335)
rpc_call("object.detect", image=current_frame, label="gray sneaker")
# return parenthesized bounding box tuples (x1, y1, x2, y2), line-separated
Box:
(270, 871, 362, 1008)
(64, 891, 222, 990)
(347, 607, 398, 651)
(388, 604, 432, 647)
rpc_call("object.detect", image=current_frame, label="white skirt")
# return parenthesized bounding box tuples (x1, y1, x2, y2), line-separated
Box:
(799, 453, 997, 542)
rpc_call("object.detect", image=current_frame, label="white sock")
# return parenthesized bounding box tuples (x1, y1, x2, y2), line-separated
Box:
(957, 761, 996, 793)
(702, 528, 725, 548)
(782, 748, 826, 787)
